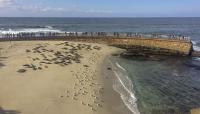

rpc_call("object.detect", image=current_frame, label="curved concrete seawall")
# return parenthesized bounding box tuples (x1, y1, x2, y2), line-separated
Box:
(107, 38, 193, 56)
(63, 37, 193, 56)
(0, 36, 194, 56)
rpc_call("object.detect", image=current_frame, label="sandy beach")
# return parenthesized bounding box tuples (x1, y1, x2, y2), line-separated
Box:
(191, 108, 200, 114)
(0, 41, 132, 114)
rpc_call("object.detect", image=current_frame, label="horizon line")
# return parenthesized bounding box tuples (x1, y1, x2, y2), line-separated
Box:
(0, 16, 200, 18)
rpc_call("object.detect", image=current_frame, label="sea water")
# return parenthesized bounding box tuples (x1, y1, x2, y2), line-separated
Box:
(111, 56, 200, 114)
(0, 17, 200, 114)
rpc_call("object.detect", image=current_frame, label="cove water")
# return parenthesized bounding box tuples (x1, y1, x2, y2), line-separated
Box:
(111, 56, 200, 114)
(1, 17, 200, 114)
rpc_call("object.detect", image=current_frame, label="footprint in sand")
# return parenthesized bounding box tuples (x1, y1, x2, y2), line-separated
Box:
(72, 97, 78, 100)
(91, 107, 97, 111)
(81, 101, 86, 105)
(66, 90, 70, 98)
(97, 103, 103, 107)
(87, 103, 93, 107)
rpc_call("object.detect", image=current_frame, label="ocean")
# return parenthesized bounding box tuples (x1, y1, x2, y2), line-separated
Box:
(0, 17, 200, 114)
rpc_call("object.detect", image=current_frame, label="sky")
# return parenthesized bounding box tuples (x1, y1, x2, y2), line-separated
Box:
(0, 0, 199, 17)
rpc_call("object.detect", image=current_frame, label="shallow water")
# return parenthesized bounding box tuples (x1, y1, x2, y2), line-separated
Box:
(111, 56, 200, 114)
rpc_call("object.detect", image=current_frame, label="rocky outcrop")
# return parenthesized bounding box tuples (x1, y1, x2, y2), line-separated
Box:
(107, 38, 193, 56)
(192, 51, 200, 57)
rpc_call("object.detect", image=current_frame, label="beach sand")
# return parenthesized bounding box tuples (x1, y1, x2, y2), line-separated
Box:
(191, 108, 200, 114)
(0, 41, 132, 114)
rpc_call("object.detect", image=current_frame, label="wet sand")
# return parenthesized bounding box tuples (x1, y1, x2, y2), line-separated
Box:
(0, 41, 132, 114)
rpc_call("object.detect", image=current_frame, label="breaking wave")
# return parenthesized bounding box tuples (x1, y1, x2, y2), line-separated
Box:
(192, 40, 200, 51)
(192, 40, 200, 61)
(0, 26, 63, 34)
(110, 60, 140, 114)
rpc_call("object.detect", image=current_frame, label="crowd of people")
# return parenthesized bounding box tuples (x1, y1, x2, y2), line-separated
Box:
(0, 32, 191, 41)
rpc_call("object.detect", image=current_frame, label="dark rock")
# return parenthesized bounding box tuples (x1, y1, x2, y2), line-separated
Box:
(35, 58, 40, 60)
(38, 67, 42, 70)
(32, 58, 37, 61)
(26, 49, 31, 53)
(83, 65, 89, 67)
(54, 61, 60, 64)
(0, 63, 5, 68)
(107, 67, 112, 70)
(23, 64, 32, 68)
(192, 51, 200, 57)
(17, 69, 26, 73)
(112, 53, 119, 56)
(93, 46, 101, 50)
(33, 67, 37, 70)
(75, 60, 81, 63)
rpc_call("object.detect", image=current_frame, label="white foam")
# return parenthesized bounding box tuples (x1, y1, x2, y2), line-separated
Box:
(110, 60, 140, 114)
(160, 35, 169, 38)
(116, 62, 127, 71)
(0, 27, 63, 34)
(193, 46, 200, 51)
(113, 71, 134, 98)
(45, 26, 53, 29)
(193, 57, 200, 61)
(192, 41, 197, 45)
(192, 40, 200, 51)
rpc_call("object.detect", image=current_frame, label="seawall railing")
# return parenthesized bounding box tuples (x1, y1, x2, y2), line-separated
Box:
(0, 32, 197, 57)
(0, 32, 191, 42)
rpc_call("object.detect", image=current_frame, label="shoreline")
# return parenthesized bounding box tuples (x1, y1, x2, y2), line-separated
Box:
(0, 40, 132, 114)
(100, 55, 133, 114)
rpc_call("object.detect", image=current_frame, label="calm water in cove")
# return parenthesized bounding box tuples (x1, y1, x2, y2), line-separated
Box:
(0, 17, 200, 114)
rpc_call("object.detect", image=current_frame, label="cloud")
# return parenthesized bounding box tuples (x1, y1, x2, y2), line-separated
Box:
(0, 0, 15, 8)
(0, 0, 66, 13)
(16, 5, 66, 13)
(0, 0, 115, 16)
(41, 7, 65, 12)
(83, 10, 114, 14)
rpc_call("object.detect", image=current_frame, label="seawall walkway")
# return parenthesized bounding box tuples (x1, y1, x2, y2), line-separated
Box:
(0, 32, 197, 57)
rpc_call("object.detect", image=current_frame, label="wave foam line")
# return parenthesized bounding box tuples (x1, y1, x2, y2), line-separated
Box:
(0, 27, 63, 34)
(116, 62, 127, 71)
(109, 59, 140, 114)
(113, 71, 135, 100)
(113, 70, 140, 114)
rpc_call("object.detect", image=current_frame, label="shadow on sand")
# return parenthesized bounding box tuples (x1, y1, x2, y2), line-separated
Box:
(0, 57, 7, 68)
(0, 107, 20, 114)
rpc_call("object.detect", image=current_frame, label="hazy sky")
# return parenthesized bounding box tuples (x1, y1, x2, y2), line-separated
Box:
(0, 0, 199, 17)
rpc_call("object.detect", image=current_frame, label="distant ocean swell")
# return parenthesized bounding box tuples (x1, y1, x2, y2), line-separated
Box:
(109, 60, 140, 114)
